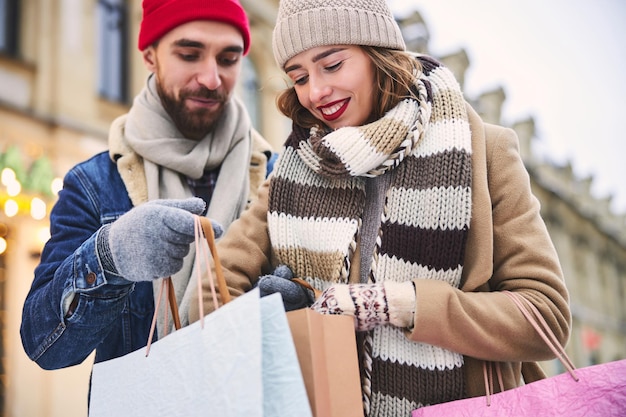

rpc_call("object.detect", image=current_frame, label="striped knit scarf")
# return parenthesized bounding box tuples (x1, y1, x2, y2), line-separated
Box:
(268, 55, 472, 416)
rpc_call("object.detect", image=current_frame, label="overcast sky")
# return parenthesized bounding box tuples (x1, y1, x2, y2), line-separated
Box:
(390, 0, 626, 215)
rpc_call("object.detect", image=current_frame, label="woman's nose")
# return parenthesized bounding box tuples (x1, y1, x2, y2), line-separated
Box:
(308, 75, 332, 104)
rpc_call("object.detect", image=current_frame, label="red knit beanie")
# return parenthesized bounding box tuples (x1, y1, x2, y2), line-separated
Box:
(138, 0, 251, 54)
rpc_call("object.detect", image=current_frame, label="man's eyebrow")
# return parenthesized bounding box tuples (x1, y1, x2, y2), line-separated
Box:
(284, 47, 348, 73)
(171, 39, 244, 54)
(222, 45, 244, 54)
(173, 38, 205, 49)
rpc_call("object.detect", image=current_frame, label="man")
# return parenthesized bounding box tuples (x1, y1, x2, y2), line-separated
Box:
(20, 0, 273, 370)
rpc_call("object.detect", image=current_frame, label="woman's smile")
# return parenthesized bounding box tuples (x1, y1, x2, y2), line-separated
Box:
(318, 98, 350, 121)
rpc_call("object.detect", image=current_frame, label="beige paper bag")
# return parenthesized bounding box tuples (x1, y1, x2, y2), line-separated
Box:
(287, 309, 364, 417)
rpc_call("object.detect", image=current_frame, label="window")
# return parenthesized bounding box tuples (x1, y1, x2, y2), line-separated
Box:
(240, 57, 260, 129)
(96, 0, 128, 103)
(0, 0, 19, 57)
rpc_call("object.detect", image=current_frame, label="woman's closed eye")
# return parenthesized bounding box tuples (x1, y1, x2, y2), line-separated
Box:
(324, 61, 343, 73)
(294, 75, 309, 86)
(293, 61, 344, 85)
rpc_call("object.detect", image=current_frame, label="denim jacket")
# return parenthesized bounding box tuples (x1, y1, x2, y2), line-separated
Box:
(20, 135, 274, 370)
(20, 152, 149, 369)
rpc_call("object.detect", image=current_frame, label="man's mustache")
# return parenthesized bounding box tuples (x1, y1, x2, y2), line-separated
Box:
(180, 88, 226, 102)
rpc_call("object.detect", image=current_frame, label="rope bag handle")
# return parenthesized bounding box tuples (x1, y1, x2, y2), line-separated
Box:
(482, 291, 578, 405)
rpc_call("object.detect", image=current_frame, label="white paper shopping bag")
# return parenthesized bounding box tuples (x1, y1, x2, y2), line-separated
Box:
(90, 289, 312, 417)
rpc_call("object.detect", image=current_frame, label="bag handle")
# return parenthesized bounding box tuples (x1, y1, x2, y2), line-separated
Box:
(291, 277, 323, 300)
(502, 291, 577, 378)
(195, 216, 231, 320)
(482, 291, 578, 404)
(145, 215, 230, 356)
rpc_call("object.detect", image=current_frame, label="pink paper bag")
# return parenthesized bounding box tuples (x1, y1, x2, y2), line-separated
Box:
(412, 359, 626, 417)
(414, 291, 626, 417)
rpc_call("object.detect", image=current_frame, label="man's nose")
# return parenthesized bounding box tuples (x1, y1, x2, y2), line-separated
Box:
(196, 58, 221, 90)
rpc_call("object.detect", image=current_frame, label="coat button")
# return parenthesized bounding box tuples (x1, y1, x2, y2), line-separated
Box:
(86, 272, 97, 285)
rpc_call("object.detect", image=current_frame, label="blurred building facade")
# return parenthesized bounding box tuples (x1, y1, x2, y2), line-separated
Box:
(403, 14, 626, 374)
(0, 1, 623, 416)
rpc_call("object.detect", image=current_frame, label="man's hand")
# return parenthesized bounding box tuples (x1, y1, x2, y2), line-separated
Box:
(98, 198, 222, 282)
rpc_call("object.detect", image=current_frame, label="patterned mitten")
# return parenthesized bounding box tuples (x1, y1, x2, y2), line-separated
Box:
(311, 281, 416, 331)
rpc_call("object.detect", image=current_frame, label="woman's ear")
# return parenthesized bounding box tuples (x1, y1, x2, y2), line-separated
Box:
(142, 47, 157, 72)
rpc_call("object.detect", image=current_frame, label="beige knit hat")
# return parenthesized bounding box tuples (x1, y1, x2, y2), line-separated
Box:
(272, 0, 406, 68)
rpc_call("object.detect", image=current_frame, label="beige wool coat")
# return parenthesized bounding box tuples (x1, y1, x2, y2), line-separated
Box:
(190, 104, 571, 399)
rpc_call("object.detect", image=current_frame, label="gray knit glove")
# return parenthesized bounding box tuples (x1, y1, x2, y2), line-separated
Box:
(97, 198, 223, 282)
(311, 282, 416, 331)
(257, 265, 315, 311)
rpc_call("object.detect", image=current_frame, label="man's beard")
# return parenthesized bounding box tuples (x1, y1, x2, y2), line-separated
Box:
(156, 80, 227, 140)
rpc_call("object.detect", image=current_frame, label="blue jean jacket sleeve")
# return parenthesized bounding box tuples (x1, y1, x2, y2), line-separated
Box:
(20, 152, 140, 370)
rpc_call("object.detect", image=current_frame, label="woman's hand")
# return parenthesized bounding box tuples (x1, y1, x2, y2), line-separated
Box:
(311, 281, 416, 331)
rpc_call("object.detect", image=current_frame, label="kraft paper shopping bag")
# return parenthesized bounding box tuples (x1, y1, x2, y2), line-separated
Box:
(287, 308, 364, 417)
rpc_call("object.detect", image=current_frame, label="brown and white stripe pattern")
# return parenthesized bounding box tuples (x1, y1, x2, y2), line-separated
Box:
(268, 55, 472, 416)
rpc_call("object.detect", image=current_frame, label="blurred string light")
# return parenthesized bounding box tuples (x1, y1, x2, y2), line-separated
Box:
(0, 220, 7, 255)
(1, 145, 61, 219)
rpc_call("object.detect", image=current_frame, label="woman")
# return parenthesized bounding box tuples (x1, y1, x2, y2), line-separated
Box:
(190, 0, 571, 415)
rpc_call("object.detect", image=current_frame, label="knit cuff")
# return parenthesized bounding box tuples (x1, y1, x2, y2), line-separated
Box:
(384, 281, 416, 329)
(96, 224, 118, 275)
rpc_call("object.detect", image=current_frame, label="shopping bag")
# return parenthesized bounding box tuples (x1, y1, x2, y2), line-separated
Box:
(287, 308, 364, 417)
(90, 215, 312, 417)
(412, 359, 626, 417)
(91, 290, 311, 417)
(261, 292, 313, 416)
(412, 292, 626, 417)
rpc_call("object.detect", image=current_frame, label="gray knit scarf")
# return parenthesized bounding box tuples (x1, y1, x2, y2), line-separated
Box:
(123, 74, 252, 334)
(268, 55, 472, 416)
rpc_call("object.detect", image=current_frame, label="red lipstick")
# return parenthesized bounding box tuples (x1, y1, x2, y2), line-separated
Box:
(318, 98, 349, 121)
